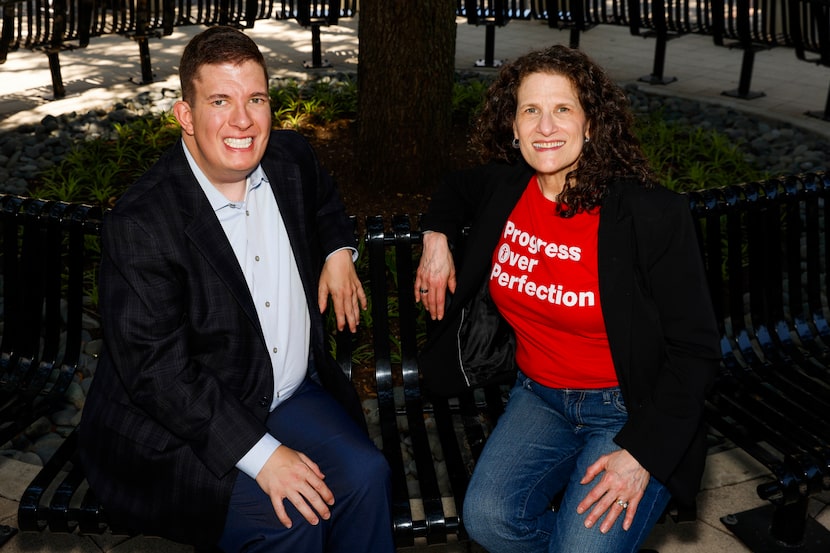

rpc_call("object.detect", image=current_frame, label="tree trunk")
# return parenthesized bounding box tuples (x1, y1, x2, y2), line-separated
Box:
(356, 0, 457, 199)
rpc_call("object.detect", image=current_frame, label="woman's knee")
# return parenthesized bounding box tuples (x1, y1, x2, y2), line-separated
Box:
(462, 481, 517, 544)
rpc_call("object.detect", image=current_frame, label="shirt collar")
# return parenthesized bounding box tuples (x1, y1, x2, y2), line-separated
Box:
(182, 141, 268, 213)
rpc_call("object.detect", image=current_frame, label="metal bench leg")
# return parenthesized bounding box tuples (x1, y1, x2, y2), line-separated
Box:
(47, 0, 68, 99)
(47, 49, 67, 99)
(131, 0, 155, 84)
(569, 27, 581, 49)
(0, 4, 14, 64)
(474, 24, 502, 68)
(0, 526, 18, 547)
(639, 34, 676, 85)
(302, 25, 331, 69)
(130, 35, 155, 85)
(722, 47, 765, 100)
(805, 80, 830, 121)
(721, 497, 830, 552)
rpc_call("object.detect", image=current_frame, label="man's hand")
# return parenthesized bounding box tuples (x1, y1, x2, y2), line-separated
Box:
(576, 449, 650, 533)
(414, 232, 456, 320)
(318, 249, 367, 332)
(255, 445, 335, 528)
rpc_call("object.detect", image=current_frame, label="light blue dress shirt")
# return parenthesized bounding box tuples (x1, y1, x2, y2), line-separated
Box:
(182, 142, 308, 479)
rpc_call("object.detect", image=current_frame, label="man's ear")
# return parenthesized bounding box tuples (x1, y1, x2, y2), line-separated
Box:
(173, 100, 194, 136)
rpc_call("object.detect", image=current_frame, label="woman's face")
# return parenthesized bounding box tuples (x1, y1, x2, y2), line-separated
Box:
(512, 72, 589, 198)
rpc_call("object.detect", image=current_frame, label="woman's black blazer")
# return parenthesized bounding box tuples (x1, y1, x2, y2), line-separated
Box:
(420, 161, 721, 508)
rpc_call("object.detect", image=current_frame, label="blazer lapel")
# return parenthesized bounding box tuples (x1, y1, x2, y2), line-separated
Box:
(598, 183, 634, 380)
(459, 166, 532, 300)
(167, 144, 262, 334)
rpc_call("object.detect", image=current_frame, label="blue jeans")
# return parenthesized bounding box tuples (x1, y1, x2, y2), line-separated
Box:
(463, 372, 670, 553)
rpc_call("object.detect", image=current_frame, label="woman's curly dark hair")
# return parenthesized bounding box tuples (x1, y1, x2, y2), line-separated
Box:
(473, 45, 655, 215)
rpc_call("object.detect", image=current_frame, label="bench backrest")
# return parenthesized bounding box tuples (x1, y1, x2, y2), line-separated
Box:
(0, 0, 81, 56)
(690, 173, 830, 368)
(88, 0, 265, 37)
(789, 0, 830, 64)
(0, 196, 102, 445)
(458, 0, 535, 25)
(710, 0, 791, 47)
(273, 0, 357, 25)
(691, 172, 830, 503)
(624, 0, 715, 35)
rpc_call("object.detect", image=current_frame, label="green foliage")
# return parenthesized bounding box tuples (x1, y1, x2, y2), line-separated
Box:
(452, 78, 489, 122)
(34, 113, 181, 207)
(634, 110, 767, 192)
(270, 75, 358, 128)
(83, 235, 101, 308)
(31, 78, 765, 210)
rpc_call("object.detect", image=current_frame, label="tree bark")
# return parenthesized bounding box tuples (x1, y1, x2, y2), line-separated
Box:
(356, 0, 457, 198)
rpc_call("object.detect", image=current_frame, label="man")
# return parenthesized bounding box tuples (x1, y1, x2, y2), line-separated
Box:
(78, 26, 394, 552)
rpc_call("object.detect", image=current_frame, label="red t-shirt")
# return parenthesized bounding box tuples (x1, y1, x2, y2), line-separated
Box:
(489, 176, 618, 389)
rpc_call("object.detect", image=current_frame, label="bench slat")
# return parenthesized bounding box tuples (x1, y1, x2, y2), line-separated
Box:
(365, 215, 416, 546)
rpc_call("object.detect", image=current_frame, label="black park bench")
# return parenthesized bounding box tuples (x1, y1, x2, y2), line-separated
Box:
(0, 0, 356, 99)
(788, 0, 830, 121)
(457, 0, 535, 68)
(273, 0, 357, 69)
(7, 170, 830, 550)
(692, 171, 830, 552)
(0, 197, 100, 448)
(6, 202, 509, 548)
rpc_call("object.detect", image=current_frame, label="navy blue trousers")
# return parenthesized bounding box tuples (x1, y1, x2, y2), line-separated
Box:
(217, 379, 394, 553)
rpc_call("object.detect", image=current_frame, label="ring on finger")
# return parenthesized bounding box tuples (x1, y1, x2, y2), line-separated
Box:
(419, 288, 429, 294)
(616, 499, 629, 509)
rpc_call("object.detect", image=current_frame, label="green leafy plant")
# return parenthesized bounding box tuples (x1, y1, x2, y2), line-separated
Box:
(634, 110, 767, 192)
(34, 113, 181, 207)
(270, 75, 357, 128)
(452, 77, 490, 122)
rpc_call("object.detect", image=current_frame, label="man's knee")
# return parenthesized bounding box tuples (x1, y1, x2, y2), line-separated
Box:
(334, 440, 390, 498)
(355, 445, 391, 493)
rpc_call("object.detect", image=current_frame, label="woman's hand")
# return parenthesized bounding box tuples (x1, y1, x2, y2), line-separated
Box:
(414, 232, 456, 320)
(576, 449, 651, 533)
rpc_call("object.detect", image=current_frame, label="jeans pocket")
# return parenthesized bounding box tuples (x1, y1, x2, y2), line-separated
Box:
(611, 389, 628, 415)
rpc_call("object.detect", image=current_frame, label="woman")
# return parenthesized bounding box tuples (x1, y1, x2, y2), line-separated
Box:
(414, 45, 720, 553)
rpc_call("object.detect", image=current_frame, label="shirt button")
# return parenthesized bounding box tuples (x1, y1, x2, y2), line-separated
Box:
(273, 347, 278, 353)
(265, 301, 270, 308)
(255, 255, 260, 262)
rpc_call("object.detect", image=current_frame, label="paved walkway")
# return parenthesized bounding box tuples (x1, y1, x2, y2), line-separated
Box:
(2, 15, 830, 139)
(2, 13, 830, 553)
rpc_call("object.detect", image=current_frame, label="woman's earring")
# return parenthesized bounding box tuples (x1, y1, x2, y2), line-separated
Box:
(511, 138, 520, 149)
(584, 136, 590, 143)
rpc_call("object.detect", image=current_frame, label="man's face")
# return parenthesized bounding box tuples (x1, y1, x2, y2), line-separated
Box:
(174, 60, 271, 191)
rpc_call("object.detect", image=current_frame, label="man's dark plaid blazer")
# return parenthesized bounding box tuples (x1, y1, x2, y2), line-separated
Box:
(78, 130, 363, 548)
